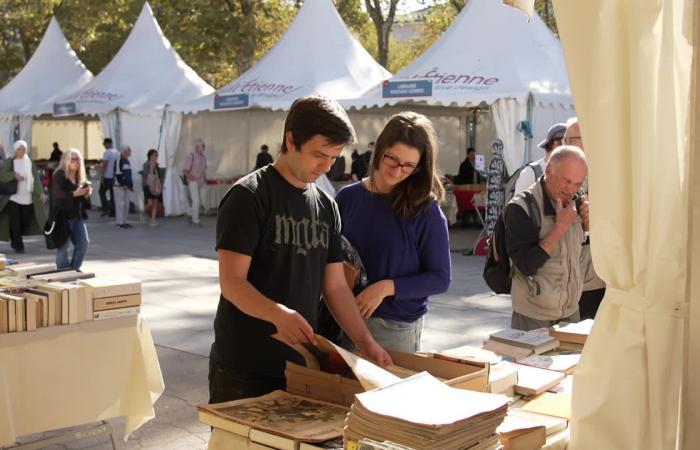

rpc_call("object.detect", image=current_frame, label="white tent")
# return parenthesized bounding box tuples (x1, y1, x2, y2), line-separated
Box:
(56, 1, 213, 212)
(173, 0, 391, 114)
(167, 0, 392, 215)
(343, 0, 575, 175)
(0, 17, 93, 155)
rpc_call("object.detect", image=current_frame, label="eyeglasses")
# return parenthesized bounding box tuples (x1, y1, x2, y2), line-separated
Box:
(382, 154, 419, 175)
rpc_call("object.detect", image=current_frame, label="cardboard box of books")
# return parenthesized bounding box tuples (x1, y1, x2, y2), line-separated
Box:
(283, 336, 488, 407)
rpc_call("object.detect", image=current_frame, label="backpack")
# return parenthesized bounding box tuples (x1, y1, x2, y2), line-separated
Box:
(504, 162, 543, 204)
(483, 191, 541, 294)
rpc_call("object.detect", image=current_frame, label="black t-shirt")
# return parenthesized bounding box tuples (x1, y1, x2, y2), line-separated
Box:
(211, 165, 343, 379)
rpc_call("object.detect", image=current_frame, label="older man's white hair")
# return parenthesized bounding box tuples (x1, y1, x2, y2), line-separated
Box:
(547, 145, 586, 168)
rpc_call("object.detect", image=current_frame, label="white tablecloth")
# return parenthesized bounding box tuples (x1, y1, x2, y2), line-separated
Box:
(0, 316, 164, 446)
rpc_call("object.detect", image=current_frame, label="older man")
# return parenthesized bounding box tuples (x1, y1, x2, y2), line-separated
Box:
(504, 146, 589, 330)
(564, 117, 607, 319)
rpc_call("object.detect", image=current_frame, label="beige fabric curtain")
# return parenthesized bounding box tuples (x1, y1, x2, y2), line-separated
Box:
(550, 0, 697, 448)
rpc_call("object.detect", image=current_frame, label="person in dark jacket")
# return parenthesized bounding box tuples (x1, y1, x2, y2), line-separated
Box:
(51, 148, 91, 270)
(253, 144, 274, 170)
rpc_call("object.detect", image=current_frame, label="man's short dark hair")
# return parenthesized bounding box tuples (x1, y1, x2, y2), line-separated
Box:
(280, 96, 355, 153)
(467, 147, 476, 154)
(261, 144, 269, 151)
(103, 138, 113, 146)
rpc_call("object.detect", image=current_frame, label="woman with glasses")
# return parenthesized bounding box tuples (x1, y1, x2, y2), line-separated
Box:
(335, 112, 451, 352)
(0, 140, 47, 253)
(51, 148, 92, 270)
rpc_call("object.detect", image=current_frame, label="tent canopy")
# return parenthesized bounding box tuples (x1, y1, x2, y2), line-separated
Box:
(173, 0, 391, 113)
(58, 2, 213, 115)
(343, 0, 571, 110)
(0, 17, 93, 116)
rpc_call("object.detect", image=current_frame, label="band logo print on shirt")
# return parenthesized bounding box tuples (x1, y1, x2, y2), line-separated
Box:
(274, 214, 330, 255)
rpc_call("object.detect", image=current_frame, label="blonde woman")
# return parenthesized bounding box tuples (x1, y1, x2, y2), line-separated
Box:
(51, 148, 91, 270)
(0, 140, 46, 253)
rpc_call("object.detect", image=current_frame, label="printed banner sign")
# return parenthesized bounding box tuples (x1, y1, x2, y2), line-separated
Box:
(53, 102, 76, 117)
(382, 79, 432, 98)
(214, 93, 249, 110)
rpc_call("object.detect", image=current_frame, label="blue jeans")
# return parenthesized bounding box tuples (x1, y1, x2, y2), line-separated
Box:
(56, 218, 89, 270)
(340, 316, 425, 353)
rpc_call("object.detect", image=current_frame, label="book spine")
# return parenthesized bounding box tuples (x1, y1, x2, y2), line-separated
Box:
(93, 306, 140, 320)
(0, 300, 8, 334)
(7, 300, 16, 332)
(93, 294, 142, 312)
(61, 292, 69, 325)
(68, 290, 79, 324)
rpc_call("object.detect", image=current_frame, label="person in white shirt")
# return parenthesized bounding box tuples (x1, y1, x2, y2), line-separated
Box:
(0, 140, 47, 253)
(513, 123, 566, 194)
(99, 138, 120, 217)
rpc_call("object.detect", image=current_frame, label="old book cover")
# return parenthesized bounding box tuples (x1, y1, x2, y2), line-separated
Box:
(521, 392, 572, 420)
(506, 409, 568, 435)
(0, 297, 8, 333)
(77, 277, 141, 299)
(274, 334, 400, 390)
(198, 410, 250, 437)
(35, 283, 70, 325)
(517, 354, 580, 374)
(511, 363, 566, 397)
(23, 289, 49, 327)
(93, 293, 142, 312)
(488, 362, 518, 395)
(549, 319, 594, 345)
(299, 437, 343, 449)
(93, 306, 140, 320)
(25, 295, 37, 331)
(482, 340, 533, 361)
(249, 428, 298, 450)
(434, 344, 501, 368)
(489, 329, 558, 353)
(198, 390, 348, 443)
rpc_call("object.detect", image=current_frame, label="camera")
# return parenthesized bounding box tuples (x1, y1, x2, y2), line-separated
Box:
(572, 190, 584, 210)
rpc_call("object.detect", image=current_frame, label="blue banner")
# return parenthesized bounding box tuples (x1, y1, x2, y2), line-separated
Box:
(213, 93, 249, 110)
(381, 79, 432, 98)
(53, 102, 76, 116)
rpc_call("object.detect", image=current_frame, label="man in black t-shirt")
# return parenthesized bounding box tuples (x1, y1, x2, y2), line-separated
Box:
(210, 96, 392, 404)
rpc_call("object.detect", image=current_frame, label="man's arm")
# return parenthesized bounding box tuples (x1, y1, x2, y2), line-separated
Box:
(322, 262, 392, 366)
(218, 249, 316, 345)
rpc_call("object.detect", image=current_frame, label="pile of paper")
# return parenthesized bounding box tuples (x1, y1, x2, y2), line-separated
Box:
(344, 372, 509, 450)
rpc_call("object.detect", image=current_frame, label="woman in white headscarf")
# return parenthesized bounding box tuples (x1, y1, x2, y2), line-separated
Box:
(0, 140, 47, 253)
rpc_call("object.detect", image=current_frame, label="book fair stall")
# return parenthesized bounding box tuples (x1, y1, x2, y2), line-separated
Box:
(0, 259, 163, 448)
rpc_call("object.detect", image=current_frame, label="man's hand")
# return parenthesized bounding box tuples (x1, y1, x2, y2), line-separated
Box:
(356, 280, 394, 319)
(577, 194, 590, 232)
(356, 338, 393, 367)
(15, 174, 24, 181)
(40, 193, 46, 204)
(270, 304, 317, 345)
(555, 198, 577, 229)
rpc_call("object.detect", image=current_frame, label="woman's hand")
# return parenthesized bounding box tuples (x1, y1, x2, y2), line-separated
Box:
(73, 185, 89, 197)
(40, 193, 47, 204)
(14, 174, 24, 181)
(356, 280, 395, 319)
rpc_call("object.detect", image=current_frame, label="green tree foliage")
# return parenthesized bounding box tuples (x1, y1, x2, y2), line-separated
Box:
(0, 0, 557, 90)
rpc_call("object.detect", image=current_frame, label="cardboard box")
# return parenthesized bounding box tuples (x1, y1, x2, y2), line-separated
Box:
(285, 349, 489, 407)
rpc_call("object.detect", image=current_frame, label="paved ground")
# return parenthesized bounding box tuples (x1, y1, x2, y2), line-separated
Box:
(8, 212, 511, 449)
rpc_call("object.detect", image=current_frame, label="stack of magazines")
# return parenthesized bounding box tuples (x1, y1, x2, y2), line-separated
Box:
(344, 372, 509, 450)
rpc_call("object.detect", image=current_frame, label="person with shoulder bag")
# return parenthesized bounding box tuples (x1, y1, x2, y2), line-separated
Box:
(51, 148, 91, 270)
(142, 149, 164, 227)
(0, 140, 47, 253)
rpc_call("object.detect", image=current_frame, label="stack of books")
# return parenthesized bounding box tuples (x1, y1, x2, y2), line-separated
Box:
(78, 277, 141, 320)
(497, 408, 568, 450)
(549, 319, 594, 351)
(482, 329, 558, 361)
(29, 269, 95, 283)
(344, 372, 509, 450)
(198, 390, 348, 450)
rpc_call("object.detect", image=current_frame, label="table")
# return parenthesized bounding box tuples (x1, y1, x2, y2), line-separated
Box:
(0, 316, 164, 447)
(202, 179, 238, 213)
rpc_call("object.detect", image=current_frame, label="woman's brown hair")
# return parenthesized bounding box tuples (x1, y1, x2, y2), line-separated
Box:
(369, 112, 444, 219)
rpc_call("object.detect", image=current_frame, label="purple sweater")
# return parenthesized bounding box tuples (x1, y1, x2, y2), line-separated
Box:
(336, 182, 451, 322)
